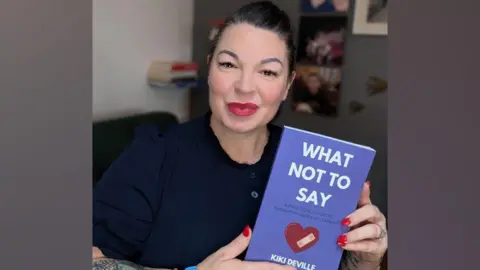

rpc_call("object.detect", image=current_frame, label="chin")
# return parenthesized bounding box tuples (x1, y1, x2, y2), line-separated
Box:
(220, 112, 266, 134)
(222, 117, 259, 133)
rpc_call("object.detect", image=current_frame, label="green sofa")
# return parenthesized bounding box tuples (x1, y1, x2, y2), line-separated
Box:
(93, 112, 179, 186)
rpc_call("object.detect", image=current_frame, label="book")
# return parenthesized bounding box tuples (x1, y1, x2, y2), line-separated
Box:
(245, 126, 376, 270)
(149, 78, 198, 89)
(146, 61, 198, 84)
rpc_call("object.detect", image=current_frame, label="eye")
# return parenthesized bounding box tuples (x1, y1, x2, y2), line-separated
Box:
(261, 70, 278, 77)
(218, 61, 236, 68)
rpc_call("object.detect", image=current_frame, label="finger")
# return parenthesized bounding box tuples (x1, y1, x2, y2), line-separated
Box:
(342, 240, 386, 256)
(343, 204, 384, 227)
(340, 239, 382, 253)
(215, 225, 251, 260)
(242, 261, 296, 270)
(339, 223, 385, 243)
(357, 181, 371, 207)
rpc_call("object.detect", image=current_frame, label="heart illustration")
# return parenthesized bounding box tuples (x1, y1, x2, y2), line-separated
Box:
(284, 222, 320, 253)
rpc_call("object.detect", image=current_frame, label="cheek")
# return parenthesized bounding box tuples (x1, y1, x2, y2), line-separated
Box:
(209, 68, 233, 97)
(258, 81, 287, 106)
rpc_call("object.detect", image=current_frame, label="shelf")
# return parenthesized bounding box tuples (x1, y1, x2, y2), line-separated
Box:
(148, 79, 207, 89)
(149, 81, 197, 89)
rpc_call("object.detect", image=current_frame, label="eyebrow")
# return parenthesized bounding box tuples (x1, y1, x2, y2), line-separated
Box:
(217, 49, 283, 66)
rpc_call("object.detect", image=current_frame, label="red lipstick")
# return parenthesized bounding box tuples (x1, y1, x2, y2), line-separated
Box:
(227, 102, 259, 117)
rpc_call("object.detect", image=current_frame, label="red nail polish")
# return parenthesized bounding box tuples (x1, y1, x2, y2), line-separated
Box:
(366, 180, 371, 187)
(337, 234, 347, 243)
(337, 240, 346, 247)
(341, 218, 351, 226)
(242, 225, 250, 237)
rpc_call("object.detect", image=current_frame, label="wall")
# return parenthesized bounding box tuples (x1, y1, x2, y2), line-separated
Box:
(190, 0, 388, 216)
(93, 0, 194, 121)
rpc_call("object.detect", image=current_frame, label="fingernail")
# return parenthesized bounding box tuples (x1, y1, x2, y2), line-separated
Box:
(341, 218, 351, 226)
(337, 234, 347, 243)
(337, 240, 346, 247)
(242, 225, 250, 237)
(366, 180, 371, 187)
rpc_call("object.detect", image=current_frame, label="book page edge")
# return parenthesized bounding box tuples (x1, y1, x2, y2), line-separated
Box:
(284, 126, 376, 152)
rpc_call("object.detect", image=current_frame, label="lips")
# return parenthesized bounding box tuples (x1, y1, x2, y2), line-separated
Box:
(227, 102, 259, 117)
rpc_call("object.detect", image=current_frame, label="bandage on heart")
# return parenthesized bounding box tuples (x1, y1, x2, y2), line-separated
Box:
(284, 222, 320, 253)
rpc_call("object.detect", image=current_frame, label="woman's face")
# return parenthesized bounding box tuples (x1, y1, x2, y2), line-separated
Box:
(208, 23, 294, 133)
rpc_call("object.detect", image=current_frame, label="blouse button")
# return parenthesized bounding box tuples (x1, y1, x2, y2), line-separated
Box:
(250, 172, 256, 178)
(251, 191, 259, 199)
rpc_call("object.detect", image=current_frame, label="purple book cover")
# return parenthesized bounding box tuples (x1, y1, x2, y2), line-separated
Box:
(245, 126, 376, 270)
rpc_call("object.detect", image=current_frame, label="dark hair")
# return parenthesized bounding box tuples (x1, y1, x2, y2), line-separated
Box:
(209, 1, 296, 76)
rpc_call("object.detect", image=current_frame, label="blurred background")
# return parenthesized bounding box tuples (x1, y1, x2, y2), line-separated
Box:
(92, 0, 387, 218)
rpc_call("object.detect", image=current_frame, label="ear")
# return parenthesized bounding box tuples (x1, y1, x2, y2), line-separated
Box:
(283, 71, 296, 101)
(206, 54, 211, 65)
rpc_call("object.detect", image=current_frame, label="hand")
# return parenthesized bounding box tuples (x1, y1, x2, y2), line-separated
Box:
(197, 226, 295, 270)
(93, 247, 103, 259)
(338, 181, 388, 267)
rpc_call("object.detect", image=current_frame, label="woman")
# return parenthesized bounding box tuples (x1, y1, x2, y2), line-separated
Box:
(92, 1, 387, 270)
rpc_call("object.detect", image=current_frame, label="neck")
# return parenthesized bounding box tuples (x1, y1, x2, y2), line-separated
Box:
(210, 116, 269, 165)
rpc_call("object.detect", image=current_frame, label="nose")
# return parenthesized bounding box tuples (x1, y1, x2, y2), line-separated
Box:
(234, 72, 255, 94)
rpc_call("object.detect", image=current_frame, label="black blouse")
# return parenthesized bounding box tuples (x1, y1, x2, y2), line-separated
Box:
(93, 112, 283, 269)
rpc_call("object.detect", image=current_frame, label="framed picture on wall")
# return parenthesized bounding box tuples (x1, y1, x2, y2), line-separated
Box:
(352, 0, 388, 36)
(292, 15, 348, 118)
(300, 0, 350, 13)
(292, 65, 342, 117)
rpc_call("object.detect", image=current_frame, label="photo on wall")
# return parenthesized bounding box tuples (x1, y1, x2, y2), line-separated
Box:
(367, 0, 388, 23)
(352, 0, 388, 35)
(300, 0, 350, 13)
(296, 16, 347, 67)
(292, 65, 342, 117)
(292, 15, 348, 117)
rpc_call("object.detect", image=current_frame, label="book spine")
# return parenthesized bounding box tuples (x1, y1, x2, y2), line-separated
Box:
(147, 61, 198, 85)
(169, 71, 197, 79)
(171, 63, 198, 71)
(147, 70, 197, 83)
